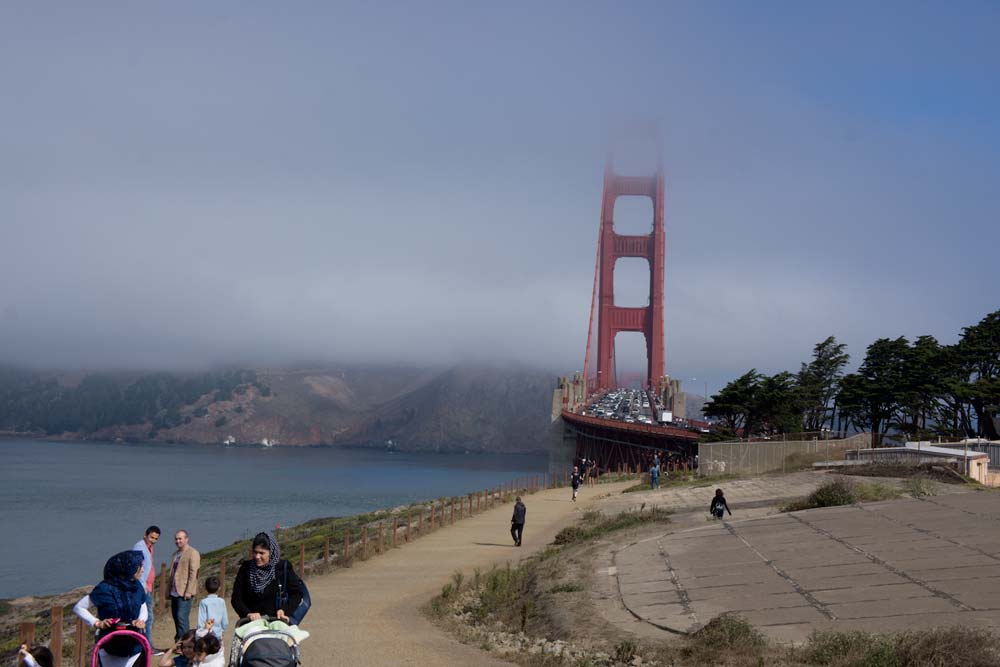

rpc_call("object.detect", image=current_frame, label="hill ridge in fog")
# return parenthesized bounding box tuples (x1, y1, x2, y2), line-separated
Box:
(0, 364, 557, 454)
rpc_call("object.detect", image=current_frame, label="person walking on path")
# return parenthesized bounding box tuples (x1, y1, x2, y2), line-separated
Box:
(510, 496, 526, 547)
(231, 532, 311, 625)
(132, 525, 160, 645)
(710, 488, 732, 519)
(650, 464, 660, 490)
(571, 466, 583, 501)
(170, 530, 201, 641)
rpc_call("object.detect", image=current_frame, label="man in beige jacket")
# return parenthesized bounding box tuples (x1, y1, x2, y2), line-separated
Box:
(169, 529, 201, 641)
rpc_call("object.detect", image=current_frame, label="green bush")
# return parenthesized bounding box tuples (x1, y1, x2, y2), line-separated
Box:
(804, 631, 900, 666)
(549, 582, 584, 594)
(800, 627, 1000, 667)
(905, 477, 938, 497)
(784, 478, 901, 512)
(810, 478, 858, 507)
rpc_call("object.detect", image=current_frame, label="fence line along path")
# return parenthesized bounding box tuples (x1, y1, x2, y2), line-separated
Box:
(301, 481, 633, 667)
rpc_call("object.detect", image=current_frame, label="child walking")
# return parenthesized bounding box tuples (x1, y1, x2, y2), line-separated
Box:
(710, 488, 732, 519)
(197, 577, 228, 640)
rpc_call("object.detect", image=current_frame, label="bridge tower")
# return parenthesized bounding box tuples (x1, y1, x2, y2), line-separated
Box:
(592, 158, 665, 391)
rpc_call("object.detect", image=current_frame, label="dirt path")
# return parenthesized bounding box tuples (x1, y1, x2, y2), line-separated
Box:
(300, 482, 632, 666)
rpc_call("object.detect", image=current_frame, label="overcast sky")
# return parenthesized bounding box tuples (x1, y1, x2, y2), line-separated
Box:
(2, 2, 998, 393)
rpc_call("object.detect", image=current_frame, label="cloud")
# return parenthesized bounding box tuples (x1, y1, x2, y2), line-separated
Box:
(1, 2, 997, 381)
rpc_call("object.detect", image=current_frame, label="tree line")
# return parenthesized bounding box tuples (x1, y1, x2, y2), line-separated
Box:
(703, 309, 1000, 442)
(0, 368, 268, 436)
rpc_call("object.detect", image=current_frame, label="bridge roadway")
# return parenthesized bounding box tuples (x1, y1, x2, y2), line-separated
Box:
(300, 480, 634, 666)
(560, 409, 699, 470)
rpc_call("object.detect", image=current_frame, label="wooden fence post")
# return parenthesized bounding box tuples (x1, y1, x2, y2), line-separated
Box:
(418, 511, 423, 534)
(159, 563, 168, 611)
(406, 513, 412, 542)
(75, 617, 86, 667)
(430, 504, 435, 529)
(361, 526, 368, 558)
(324, 537, 330, 564)
(20, 622, 36, 651)
(393, 516, 398, 547)
(343, 531, 350, 564)
(299, 543, 305, 574)
(378, 522, 384, 553)
(50, 606, 62, 667)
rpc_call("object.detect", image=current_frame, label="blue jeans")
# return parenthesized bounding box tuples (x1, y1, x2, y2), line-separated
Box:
(171, 596, 192, 641)
(143, 590, 154, 644)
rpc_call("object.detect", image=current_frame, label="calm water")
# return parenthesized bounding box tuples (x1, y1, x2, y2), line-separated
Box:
(0, 438, 547, 598)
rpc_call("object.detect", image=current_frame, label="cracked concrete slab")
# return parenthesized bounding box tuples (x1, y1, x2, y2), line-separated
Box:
(612, 488, 1000, 642)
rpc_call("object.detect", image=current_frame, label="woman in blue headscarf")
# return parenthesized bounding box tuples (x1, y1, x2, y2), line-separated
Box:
(74, 550, 149, 667)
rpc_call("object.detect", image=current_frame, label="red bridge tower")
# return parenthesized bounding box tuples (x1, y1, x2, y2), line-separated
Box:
(589, 158, 666, 392)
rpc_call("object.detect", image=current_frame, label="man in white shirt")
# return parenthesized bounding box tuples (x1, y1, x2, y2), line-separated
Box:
(132, 525, 160, 645)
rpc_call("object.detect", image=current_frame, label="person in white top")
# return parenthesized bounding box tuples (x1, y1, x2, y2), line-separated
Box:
(73, 551, 149, 667)
(17, 644, 53, 667)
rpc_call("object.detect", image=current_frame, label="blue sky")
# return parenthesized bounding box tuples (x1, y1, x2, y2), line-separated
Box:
(1, 2, 998, 393)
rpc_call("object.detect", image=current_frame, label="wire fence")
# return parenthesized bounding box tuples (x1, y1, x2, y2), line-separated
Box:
(698, 433, 873, 476)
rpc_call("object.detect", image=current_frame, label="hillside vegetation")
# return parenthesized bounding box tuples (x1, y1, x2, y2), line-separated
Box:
(0, 364, 556, 453)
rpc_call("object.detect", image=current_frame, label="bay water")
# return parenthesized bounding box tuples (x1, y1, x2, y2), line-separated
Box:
(0, 438, 547, 598)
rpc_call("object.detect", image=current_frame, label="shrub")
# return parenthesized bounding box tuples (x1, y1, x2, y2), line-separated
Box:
(613, 639, 638, 663)
(894, 626, 1000, 667)
(801, 627, 1000, 667)
(553, 508, 670, 544)
(549, 582, 584, 593)
(692, 614, 766, 652)
(810, 478, 858, 507)
(905, 477, 938, 498)
(784, 478, 901, 512)
(804, 631, 899, 666)
(854, 480, 901, 502)
(683, 614, 766, 662)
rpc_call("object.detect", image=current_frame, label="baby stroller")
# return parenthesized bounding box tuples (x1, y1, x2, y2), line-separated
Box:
(92, 625, 152, 667)
(229, 617, 303, 667)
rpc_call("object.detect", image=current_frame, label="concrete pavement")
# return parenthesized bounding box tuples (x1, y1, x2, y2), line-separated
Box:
(612, 489, 1000, 642)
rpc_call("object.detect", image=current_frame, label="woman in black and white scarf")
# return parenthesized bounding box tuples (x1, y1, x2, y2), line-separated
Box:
(231, 532, 311, 625)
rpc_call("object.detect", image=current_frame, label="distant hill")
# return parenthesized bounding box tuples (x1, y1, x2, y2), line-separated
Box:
(0, 364, 556, 453)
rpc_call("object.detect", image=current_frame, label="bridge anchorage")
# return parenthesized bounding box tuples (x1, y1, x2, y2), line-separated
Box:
(551, 156, 704, 474)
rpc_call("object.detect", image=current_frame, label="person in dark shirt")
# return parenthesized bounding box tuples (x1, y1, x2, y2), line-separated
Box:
(231, 532, 310, 625)
(571, 466, 583, 501)
(510, 496, 526, 547)
(710, 488, 732, 519)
